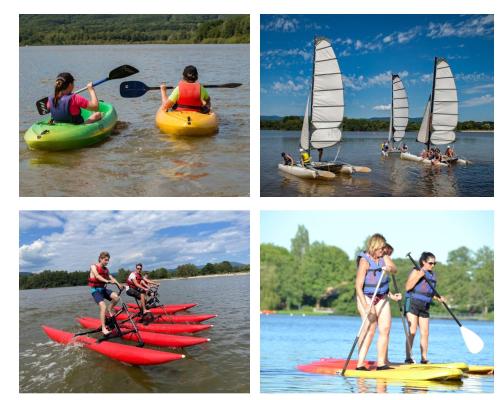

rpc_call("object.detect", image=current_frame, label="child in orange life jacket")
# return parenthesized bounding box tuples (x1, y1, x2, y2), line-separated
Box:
(88, 251, 123, 335)
(160, 65, 211, 114)
(47, 72, 102, 124)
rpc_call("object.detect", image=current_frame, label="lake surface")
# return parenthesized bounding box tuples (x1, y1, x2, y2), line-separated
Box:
(19, 44, 249, 197)
(261, 130, 494, 197)
(20, 274, 249, 393)
(261, 314, 493, 393)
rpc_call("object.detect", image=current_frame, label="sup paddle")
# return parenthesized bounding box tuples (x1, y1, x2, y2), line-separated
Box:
(35, 65, 139, 115)
(391, 274, 414, 362)
(120, 81, 242, 98)
(341, 269, 387, 375)
(406, 252, 484, 354)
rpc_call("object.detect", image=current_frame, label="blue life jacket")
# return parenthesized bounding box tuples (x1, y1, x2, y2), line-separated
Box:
(48, 94, 83, 124)
(357, 252, 389, 295)
(406, 268, 436, 304)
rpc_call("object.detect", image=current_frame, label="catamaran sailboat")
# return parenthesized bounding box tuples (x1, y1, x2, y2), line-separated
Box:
(400, 57, 468, 166)
(382, 74, 408, 156)
(278, 37, 370, 180)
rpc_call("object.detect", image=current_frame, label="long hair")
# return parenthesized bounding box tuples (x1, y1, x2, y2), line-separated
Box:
(53, 72, 75, 107)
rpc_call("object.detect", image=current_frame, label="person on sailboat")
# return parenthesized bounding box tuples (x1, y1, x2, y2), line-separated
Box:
(299, 148, 311, 167)
(317, 148, 323, 162)
(401, 143, 409, 153)
(445, 146, 455, 158)
(404, 252, 445, 364)
(355, 234, 401, 371)
(281, 152, 294, 166)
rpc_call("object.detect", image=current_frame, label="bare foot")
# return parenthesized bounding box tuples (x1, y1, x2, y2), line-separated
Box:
(102, 327, 111, 335)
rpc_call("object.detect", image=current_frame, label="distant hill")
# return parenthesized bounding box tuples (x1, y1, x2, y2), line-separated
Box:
(19, 15, 250, 46)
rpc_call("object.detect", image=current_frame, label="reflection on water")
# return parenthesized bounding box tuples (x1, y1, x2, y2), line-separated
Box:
(20, 44, 249, 197)
(262, 130, 493, 197)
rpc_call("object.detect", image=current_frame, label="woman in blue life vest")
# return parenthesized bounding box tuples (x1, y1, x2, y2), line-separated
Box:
(355, 233, 401, 371)
(404, 252, 444, 364)
(159, 65, 211, 113)
(48, 72, 103, 124)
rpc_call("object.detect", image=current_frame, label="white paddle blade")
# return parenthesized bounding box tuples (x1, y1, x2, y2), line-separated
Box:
(461, 325, 484, 354)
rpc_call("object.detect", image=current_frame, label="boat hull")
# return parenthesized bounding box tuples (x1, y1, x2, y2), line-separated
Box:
(278, 164, 334, 180)
(311, 161, 353, 175)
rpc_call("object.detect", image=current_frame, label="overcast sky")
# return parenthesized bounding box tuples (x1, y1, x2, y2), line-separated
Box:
(20, 211, 249, 272)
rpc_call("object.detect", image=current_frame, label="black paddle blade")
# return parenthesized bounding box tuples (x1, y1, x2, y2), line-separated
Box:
(109, 65, 139, 80)
(204, 83, 242, 88)
(36, 97, 50, 115)
(120, 81, 150, 98)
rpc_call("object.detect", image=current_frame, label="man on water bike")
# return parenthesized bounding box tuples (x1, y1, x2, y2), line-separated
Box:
(88, 251, 123, 335)
(126, 263, 158, 314)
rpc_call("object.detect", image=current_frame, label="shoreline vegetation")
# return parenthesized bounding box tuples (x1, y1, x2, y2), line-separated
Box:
(19, 15, 250, 46)
(261, 225, 494, 320)
(261, 116, 494, 132)
(19, 261, 250, 290)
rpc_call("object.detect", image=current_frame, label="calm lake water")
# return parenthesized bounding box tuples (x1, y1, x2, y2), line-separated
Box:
(20, 274, 249, 393)
(261, 130, 494, 197)
(19, 44, 249, 197)
(261, 314, 493, 393)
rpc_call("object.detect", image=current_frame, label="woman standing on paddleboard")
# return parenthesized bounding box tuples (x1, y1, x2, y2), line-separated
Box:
(355, 234, 401, 370)
(405, 252, 444, 364)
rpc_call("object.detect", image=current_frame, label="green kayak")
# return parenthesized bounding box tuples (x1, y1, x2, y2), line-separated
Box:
(24, 101, 117, 151)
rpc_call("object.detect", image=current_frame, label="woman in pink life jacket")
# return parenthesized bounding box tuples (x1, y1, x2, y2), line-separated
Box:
(160, 65, 211, 113)
(47, 72, 103, 125)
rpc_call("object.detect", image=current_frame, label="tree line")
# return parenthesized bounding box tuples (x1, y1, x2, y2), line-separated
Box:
(261, 225, 493, 318)
(19, 261, 250, 290)
(20, 15, 250, 46)
(261, 117, 494, 132)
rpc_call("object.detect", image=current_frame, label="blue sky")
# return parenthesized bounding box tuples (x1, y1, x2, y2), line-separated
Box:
(261, 15, 494, 121)
(261, 211, 493, 262)
(19, 211, 249, 272)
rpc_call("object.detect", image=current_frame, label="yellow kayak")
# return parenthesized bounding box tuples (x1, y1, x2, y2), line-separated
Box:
(155, 108, 218, 137)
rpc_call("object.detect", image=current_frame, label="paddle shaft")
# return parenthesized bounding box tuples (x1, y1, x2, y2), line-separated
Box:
(391, 275, 414, 360)
(406, 253, 462, 327)
(341, 270, 387, 376)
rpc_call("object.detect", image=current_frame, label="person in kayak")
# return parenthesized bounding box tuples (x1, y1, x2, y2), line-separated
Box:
(355, 234, 401, 371)
(160, 65, 211, 114)
(88, 251, 123, 335)
(405, 252, 444, 364)
(126, 263, 157, 314)
(47, 72, 102, 125)
(281, 152, 294, 166)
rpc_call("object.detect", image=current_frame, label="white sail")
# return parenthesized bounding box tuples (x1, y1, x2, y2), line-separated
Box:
(417, 98, 431, 144)
(431, 59, 457, 145)
(310, 38, 343, 149)
(300, 95, 311, 150)
(391, 74, 408, 142)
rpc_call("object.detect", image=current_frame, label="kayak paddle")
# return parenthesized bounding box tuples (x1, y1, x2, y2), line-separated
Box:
(406, 252, 484, 354)
(341, 269, 387, 375)
(35, 65, 139, 115)
(391, 274, 414, 361)
(120, 80, 242, 98)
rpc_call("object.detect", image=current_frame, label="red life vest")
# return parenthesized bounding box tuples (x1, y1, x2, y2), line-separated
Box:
(88, 263, 110, 288)
(176, 80, 202, 111)
(127, 271, 143, 289)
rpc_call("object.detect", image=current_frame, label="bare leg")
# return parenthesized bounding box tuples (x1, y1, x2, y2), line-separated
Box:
(99, 301, 110, 335)
(356, 296, 377, 368)
(375, 299, 392, 366)
(406, 312, 419, 360)
(419, 317, 430, 362)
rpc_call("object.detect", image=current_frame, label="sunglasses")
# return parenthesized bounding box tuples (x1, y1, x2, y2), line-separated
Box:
(427, 261, 437, 266)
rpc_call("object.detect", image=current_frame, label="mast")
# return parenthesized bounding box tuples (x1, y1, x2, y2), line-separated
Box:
(427, 57, 438, 151)
(307, 37, 316, 156)
(389, 73, 395, 144)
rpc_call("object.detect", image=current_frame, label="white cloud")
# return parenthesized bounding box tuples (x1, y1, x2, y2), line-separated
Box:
(19, 211, 249, 272)
(464, 84, 494, 94)
(427, 15, 493, 38)
(373, 104, 391, 111)
(271, 79, 305, 92)
(261, 17, 300, 32)
(455, 72, 492, 82)
(462, 94, 494, 107)
(343, 70, 409, 91)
